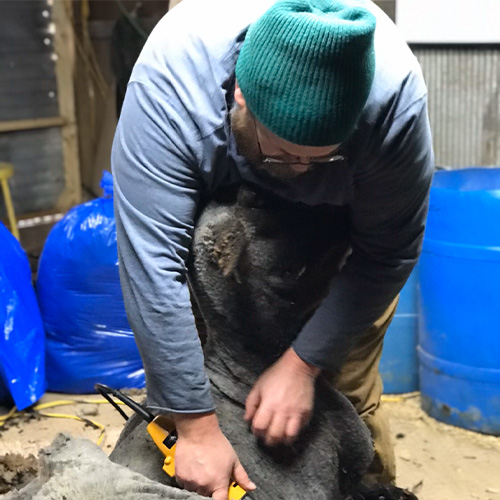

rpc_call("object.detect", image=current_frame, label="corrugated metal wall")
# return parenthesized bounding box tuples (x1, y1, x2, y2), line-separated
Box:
(413, 46, 500, 169)
(0, 1, 58, 121)
(374, 1, 500, 169)
(0, 0, 65, 217)
(0, 129, 64, 214)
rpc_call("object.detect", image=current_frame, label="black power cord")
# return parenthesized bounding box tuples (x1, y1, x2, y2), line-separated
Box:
(94, 383, 153, 423)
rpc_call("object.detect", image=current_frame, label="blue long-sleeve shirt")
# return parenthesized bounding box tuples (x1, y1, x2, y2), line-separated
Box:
(111, 0, 434, 414)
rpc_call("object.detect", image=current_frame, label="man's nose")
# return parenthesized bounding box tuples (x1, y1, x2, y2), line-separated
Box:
(296, 156, 312, 165)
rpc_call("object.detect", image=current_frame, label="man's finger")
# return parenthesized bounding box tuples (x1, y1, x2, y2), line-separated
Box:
(251, 407, 273, 438)
(212, 486, 229, 500)
(244, 389, 261, 422)
(232, 461, 257, 491)
(285, 416, 302, 444)
(264, 415, 287, 446)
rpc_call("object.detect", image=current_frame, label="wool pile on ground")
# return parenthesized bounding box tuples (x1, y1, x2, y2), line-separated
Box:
(4, 433, 202, 500)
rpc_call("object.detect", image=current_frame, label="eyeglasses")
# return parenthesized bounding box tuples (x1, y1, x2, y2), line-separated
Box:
(253, 115, 345, 167)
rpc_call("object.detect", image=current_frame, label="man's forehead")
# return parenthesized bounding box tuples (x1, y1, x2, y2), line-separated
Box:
(255, 117, 340, 157)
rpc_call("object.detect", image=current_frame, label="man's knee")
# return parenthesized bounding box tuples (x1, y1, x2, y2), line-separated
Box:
(325, 296, 400, 484)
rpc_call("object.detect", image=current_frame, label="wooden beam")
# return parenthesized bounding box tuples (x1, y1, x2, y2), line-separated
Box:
(52, 0, 82, 210)
(0, 163, 20, 240)
(0, 117, 67, 133)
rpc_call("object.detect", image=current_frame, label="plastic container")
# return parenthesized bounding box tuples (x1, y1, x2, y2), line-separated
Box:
(380, 268, 419, 394)
(418, 168, 500, 435)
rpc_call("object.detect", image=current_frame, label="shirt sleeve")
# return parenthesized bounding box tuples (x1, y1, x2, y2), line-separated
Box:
(292, 96, 435, 372)
(112, 81, 214, 414)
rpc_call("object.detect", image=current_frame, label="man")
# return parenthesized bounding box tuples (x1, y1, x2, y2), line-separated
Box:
(111, 0, 434, 498)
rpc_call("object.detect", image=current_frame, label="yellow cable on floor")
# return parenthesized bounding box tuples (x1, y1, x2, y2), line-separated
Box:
(0, 398, 125, 446)
(36, 411, 107, 446)
(34, 398, 125, 411)
(0, 405, 17, 423)
(381, 391, 420, 403)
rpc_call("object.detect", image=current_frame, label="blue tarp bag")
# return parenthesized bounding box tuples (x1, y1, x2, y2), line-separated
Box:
(0, 221, 46, 409)
(36, 171, 145, 392)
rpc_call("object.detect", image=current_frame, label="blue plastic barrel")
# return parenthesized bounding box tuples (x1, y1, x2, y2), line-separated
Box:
(380, 268, 419, 393)
(419, 168, 500, 435)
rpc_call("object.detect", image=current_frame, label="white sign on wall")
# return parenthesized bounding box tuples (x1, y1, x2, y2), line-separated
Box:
(396, 0, 500, 44)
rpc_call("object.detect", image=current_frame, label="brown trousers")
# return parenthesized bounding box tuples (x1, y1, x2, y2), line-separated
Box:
(325, 296, 399, 485)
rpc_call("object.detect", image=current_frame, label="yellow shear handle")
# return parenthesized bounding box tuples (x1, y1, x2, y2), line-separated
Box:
(147, 417, 248, 500)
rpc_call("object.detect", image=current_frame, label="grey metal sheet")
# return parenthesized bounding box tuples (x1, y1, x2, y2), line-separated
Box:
(412, 46, 500, 169)
(0, 0, 58, 121)
(0, 127, 65, 216)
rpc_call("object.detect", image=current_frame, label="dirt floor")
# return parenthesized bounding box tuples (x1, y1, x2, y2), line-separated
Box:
(1, 391, 499, 499)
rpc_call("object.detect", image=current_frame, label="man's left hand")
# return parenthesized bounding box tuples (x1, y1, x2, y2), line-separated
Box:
(244, 347, 321, 447)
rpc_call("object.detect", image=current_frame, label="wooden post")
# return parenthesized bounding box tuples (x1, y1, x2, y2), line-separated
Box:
(0, 163, 20, 240)
(52, 0, 82, 210)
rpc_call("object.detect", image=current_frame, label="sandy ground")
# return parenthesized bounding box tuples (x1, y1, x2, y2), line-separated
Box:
(1, 391, 499, 499)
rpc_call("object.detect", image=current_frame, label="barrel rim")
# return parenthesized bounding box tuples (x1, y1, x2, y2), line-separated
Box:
(418, 347, 500, 384)
(422, 238, 500, 261)
(432, 167, 500, 192)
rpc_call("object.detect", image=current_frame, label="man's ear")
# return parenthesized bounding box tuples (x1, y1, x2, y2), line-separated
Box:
(234, 80, 247, 109)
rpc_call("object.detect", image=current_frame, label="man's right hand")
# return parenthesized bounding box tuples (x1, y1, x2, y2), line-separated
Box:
(172, 412, 256, 500)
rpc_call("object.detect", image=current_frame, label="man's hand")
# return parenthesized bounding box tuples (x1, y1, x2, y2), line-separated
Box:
(172, 412, 256, 500)
(245, 347, 320, 447)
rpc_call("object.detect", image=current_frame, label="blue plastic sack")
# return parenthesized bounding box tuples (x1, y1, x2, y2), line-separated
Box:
(0, 221, 46, 409)
(36, 172, 145, 392)
(0, 376, 11, 404)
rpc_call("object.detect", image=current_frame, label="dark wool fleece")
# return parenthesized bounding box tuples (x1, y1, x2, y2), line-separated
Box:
(110, 184, 418, 500)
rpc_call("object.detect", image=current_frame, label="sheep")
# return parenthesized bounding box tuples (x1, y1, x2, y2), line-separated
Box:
(111, 184, 418, 500)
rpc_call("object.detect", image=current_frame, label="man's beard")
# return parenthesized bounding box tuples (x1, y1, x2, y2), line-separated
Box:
(230, 105, 309, 181)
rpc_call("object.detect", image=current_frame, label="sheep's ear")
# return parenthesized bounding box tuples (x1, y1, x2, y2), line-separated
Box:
(209, 218, 247, 278)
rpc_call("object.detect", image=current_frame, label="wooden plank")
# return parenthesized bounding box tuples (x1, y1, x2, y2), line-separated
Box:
(0, 116, 66, 133)
(0, 162, 20, 239)
(51, 0, 82, 210)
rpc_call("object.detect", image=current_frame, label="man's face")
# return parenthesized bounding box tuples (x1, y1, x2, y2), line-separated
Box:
(230, 105, 340, 181)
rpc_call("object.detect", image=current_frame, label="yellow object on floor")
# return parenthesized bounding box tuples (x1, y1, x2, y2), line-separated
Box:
(0, 398, 124, 446)
(0, 162, 19, 240)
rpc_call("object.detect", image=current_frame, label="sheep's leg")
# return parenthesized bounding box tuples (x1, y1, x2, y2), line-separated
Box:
(347, 483, 419, 500)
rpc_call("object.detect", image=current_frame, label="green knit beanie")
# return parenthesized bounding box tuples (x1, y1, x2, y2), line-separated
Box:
(235, 0, 376, 146)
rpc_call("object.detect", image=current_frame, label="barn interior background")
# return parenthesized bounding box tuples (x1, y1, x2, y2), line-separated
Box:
(1, 1, 499, 498)
(2, 0, 498, 239)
